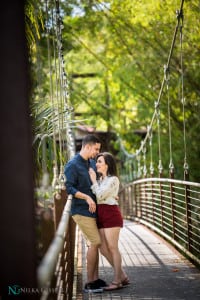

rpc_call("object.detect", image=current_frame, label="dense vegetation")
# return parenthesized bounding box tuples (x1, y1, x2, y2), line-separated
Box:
(27, 0, 200, 183)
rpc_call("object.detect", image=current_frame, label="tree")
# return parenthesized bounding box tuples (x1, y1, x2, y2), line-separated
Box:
(29, 0, 200, 182)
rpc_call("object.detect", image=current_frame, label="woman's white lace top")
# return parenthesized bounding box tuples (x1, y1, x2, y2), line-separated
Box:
(91, 176, 119, 205)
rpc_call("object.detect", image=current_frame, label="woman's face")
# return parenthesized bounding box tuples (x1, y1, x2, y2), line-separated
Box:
(96, 155, 108, 176)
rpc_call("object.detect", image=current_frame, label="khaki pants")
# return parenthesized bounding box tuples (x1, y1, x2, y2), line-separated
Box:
(72, 215, 101, 246)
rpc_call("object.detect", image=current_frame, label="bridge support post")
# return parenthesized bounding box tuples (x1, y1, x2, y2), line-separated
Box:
(0, 1, 38, 298)
(169, 171, 176, 240)
(184, 174, 192, 252)
(54, 187, 67, 230)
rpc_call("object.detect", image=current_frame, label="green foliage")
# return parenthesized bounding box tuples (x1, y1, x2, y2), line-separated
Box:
(62, 0, 200, 182)
(29, 0, 200, 182)
(25, 0, 44, 50)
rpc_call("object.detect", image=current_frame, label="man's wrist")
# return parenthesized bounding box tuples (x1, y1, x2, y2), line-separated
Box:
(84, 195, 90, 201)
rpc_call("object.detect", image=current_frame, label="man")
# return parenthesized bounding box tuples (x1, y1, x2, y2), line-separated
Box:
(64, 134, 107, 293)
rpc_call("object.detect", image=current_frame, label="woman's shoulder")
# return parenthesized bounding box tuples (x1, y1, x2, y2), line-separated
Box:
(107, 176, 120, 184)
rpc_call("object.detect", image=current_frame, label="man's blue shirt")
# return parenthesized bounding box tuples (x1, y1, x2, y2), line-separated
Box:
(64, 153, 97, 218)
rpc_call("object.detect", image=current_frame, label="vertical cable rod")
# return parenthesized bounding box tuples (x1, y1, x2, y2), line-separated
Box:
(135, 0, 185, 159)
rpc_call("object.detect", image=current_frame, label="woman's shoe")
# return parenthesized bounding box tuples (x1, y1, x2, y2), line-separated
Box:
(121, 277, 130, 286)
(104, 282, 123, 291)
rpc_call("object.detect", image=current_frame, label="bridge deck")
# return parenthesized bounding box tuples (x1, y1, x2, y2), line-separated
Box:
(75, 220, 200, 300)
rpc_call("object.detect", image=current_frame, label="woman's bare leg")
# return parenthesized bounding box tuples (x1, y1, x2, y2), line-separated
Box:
(99, 227, 128, 284)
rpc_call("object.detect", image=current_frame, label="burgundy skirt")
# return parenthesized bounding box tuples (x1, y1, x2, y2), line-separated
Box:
(97, 204, 123, 229)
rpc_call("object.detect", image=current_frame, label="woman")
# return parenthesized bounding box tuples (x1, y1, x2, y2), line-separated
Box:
(89, 152, 130, 291)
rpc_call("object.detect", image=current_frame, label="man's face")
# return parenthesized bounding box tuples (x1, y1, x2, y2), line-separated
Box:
(88, 143, 101, 159)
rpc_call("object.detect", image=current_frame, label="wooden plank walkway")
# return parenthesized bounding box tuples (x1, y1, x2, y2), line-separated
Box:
(75, 220, 200, 300)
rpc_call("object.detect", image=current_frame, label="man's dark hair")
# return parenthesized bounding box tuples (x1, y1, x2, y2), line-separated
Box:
(82, 134, 101, 146)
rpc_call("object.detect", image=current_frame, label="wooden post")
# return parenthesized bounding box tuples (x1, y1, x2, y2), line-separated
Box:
(0, 1, 38, 298)
(54, 187, 67, 230)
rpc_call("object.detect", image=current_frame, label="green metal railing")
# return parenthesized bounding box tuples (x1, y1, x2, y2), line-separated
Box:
(119, 177, 200, 267)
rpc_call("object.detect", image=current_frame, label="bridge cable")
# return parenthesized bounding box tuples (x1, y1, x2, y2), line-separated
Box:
(148, 125, 154, 176)
(45, 0, 72, 193)
(155, 100, 163, 176)
(134, 0, 185, 178)
(117, 0, 185, 180)
(136, 0, 185, 154)
(53, 0, 75, 187)
(45, 0, 60, 193)
(54, 0, 67, 189)
(164, 64, 174, 176)
(179, 10, 189, 178)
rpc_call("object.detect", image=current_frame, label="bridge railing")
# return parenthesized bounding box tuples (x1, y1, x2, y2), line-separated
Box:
(119, 178, 200, 267)
(37, 195, 77, 300)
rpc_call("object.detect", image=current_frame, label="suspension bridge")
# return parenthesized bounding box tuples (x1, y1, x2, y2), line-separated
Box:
(0, 0, 200, 299)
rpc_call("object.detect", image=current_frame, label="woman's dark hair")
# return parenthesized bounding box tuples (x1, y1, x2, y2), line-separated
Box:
(96, 152, 118, 177)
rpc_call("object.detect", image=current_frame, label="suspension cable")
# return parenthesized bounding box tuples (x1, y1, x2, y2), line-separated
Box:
(148, 126, 154, 176)
(54, 0, 66, 186)
(136, 0, 185, 155)
(53, 1, 63, 167)
(164, 65, 174, 175)
(45, 0, 60, 191)
(155, 101, 163, 176)
(179, 9, 189, 178)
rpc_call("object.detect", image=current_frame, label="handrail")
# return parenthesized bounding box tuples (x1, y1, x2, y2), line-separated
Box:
(37, 195, 76, 299)
(37, 195, 71, 287)
(119, 177, 200, 267)
(125, 177, 200, 188)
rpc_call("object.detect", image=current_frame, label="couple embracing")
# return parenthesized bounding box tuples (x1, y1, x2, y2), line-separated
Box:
(64, 134, 130, 293)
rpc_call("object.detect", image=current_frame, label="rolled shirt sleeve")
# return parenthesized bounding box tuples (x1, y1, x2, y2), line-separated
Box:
(65, 160, 79, 196)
